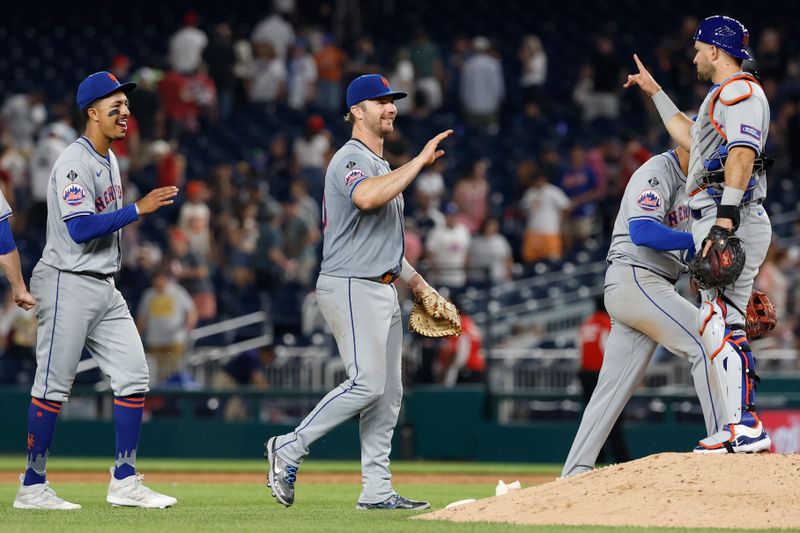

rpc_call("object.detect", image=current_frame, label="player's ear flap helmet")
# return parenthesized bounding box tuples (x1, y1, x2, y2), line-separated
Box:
(694, 15, 752, 60)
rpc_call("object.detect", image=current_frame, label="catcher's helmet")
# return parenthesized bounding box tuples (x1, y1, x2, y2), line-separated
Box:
(694, 15, 752, 60)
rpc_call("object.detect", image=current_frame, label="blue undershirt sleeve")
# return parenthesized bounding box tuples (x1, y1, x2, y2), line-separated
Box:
(65, 204, 139, 244)
(629, 218, 694, 252)
(0, 219, 17, 255)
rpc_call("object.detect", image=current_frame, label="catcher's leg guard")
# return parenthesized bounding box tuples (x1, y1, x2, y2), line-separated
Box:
(694, 299, 770, 453)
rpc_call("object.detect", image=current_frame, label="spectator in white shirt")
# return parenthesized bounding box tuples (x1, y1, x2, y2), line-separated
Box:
(520, 166, 571, 263)
(169, 11, 208, 74)
(468, 218, 513, 285)
(287, 40, 318, 110)
(251, 11, 295, 60)
(247, 42, 287, 104)
(460, 36, 505, 134)
(425, 203, 471, 290)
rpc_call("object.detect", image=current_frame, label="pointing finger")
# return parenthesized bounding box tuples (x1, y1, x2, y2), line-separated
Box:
(633, 53, 645, 72)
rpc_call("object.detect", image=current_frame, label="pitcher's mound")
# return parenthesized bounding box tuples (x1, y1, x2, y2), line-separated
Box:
(417, 453, 800, 529)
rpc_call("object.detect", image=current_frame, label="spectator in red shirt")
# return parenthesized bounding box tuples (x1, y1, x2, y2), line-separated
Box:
(578, 296, 630, 464)
(438, 312, 486, 387)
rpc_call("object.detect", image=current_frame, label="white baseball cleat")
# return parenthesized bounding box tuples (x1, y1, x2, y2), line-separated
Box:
(694, 422, 772, 454)
(106, 468, 177, 508)
(13, 475, 81, 510)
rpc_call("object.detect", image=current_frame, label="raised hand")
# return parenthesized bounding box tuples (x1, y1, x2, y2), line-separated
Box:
(419, 130, 453, 166)
(135, 186, 179, 215)
(623, 54, 661, 97)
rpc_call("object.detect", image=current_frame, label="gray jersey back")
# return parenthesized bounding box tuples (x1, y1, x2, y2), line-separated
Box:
(687, 73, 770, 207)
(0, 188, 11, 222)
(320, 139, 404, 278)
(41, 137, 124, 274)
(607, 151, 690, 280)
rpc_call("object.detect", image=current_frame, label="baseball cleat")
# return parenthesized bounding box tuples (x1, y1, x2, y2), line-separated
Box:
(693, 422, 772, 454)
(265, 437, 297, 507)
(106, 468, 177, 508)
(355, 494, 431, 511)
(13, 475, 81, 510)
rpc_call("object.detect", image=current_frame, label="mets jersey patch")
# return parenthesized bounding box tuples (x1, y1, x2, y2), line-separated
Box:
(345, 169, 365, 186)
(636, 189, 662, 211)
(740, 124, 761, 140)
(62, 183, 86, 206)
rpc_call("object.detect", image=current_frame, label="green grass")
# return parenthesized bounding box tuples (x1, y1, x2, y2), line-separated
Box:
(0, 458, 776, 532)
(0, 482, 753, 533)
(0, 456, 561, 476)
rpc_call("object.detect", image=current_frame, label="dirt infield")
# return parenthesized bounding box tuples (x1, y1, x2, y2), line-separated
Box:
(0, 471, 556, 486)
(418, 453, 800, 529)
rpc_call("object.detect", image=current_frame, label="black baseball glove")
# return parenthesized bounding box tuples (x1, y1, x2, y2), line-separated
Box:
(688, 225, 746, 289)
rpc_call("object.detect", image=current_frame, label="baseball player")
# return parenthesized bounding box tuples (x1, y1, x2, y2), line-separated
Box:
(265, 74, 452, 510)
(13, 72, 179, 510)
(562, 147, 726, 478)
(625, 15, 772, 453)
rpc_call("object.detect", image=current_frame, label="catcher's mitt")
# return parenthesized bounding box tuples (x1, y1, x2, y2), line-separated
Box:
(688, 225, 746, 289)
(408, 286, 462, 338)
(745, 289, 777, 339)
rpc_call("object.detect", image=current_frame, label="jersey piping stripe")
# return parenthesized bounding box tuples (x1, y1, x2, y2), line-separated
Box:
(631, 267, 719, 433)
(42, 270, 62, 399)
(77, 137, 111, 167)
(31, 397, 61, 413)
(276, 278, 360, 455)
(725, 140, 761, 154)
(627, 216, 661, 223)
(349, 177, 368, 199)
(62, 211, 94, 221)
(0, 212, 11, 223)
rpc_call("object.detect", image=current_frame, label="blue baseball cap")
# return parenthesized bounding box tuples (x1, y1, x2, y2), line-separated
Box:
(76, 71, 137, 111)
(346, 74, 407, 109)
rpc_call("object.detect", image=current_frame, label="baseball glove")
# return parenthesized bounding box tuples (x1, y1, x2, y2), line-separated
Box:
(688, 225, 746, 289)
(745, 290, 777, 339)
(408, 286, 462, 338)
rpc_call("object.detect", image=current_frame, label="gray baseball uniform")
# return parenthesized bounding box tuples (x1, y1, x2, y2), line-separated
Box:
(273, 139, 405, 504)
(686, 72, 772, 449)
(0, 190, 11, 222)
(562, 151, 724, 478)
(30, 136, 148, 402)
(687, 73, 771, 326)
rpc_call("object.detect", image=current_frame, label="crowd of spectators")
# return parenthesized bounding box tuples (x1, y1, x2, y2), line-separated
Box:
(1, 2, 800, 388)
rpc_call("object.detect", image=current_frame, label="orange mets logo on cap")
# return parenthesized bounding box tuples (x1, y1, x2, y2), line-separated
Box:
(380, 76, 389, 87)
(108, 73, 119, 83)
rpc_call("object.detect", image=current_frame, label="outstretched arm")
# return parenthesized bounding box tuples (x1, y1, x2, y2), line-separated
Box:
(624, 54, 693, 150)
(352, 130, 453, 210)
(65, 186, 179, 244)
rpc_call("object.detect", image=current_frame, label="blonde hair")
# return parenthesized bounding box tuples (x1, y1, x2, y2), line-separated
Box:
(343, 102, 366, 124)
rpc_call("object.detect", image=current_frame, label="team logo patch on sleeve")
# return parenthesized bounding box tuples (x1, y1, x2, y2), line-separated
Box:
(740, 124, 761, 140)
(636, 189, 662, 211)
(62, 183, 86, 206)
(345, 169, 365, 187)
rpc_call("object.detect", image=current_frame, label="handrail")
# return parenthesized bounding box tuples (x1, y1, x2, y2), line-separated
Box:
(186, 311, 267, 343)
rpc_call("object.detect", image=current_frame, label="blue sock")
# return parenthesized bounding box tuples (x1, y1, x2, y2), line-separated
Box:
(24, 398, 61, 485)
(113, 396, 145, 480)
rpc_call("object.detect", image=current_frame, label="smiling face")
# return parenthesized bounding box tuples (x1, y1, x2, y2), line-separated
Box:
(693, 41, 715, 82)
(351, 96, 397, 137)
(86, 90, 130, 141)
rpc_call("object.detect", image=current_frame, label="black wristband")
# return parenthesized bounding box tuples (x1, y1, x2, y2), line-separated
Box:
(716, 204, 740, 230)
